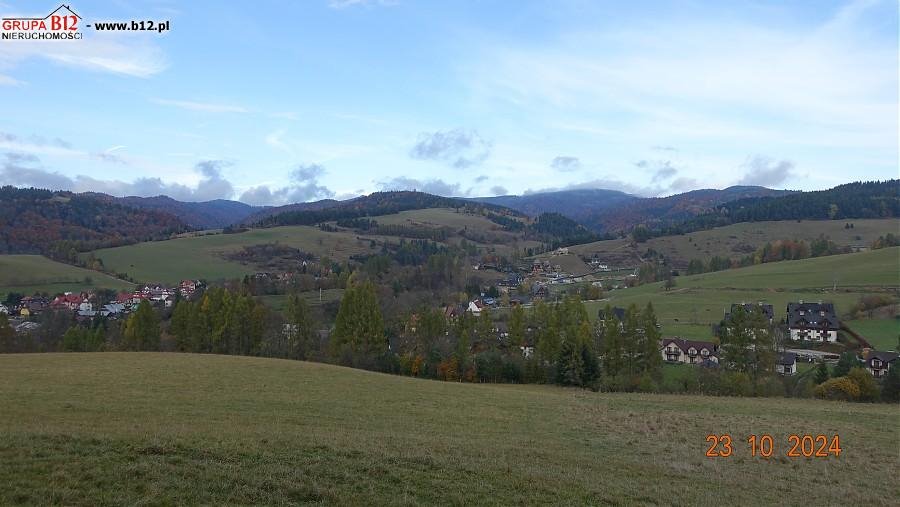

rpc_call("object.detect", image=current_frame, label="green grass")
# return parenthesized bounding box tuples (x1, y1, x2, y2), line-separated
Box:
(88, 208, 539, 285)
(571, 218, 900, 269)
(844, 319, 900, 351)
(89, 226, 383, 285)
(0, 353, 896, 505)
(587, 248, 900, 340)
(0, 255, 133, 299)
(257, 289, 345, 312)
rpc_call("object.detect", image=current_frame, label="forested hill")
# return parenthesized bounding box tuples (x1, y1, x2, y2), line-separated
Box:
(652, 180, 900, 236)
(527, 212, 606, 247)
(97, 195, 265, 229)
(0, 186, 188, 258)
(250, 191, 524, 227)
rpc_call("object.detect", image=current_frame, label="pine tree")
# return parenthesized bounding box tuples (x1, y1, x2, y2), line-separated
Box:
(640, 302, 663, 381)
(601, 305, 623, 377)
(123, 300, 160, 351)
(477, 306, 494, 349)
(814, 362, 829, 384)
(0, 312, 15, 353)
(558, 339, 584, 386)
(509, 305, 526, 348)
(285, 293, 316, 360)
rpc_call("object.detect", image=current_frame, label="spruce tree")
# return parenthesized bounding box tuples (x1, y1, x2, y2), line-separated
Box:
(123, 300, 160, 351)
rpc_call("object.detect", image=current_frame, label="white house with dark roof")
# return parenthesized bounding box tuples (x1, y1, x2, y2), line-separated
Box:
(775, 352, 797, 375)
(786, 301, 839, 342)
(863, 351, 899, 378)
(660, 338, 719, 365)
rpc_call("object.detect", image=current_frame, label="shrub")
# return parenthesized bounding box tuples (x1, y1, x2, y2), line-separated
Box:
(847, 367, 879, 402)
(815, 377, 860, 401)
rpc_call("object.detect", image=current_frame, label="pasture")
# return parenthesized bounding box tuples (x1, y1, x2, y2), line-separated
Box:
(586, 247, 900, 340)
(0, 255, 133, 299)
(0, 353, 896, 505)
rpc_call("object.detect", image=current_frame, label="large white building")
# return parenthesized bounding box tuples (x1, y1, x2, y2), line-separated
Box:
(786, 302, 839, 342)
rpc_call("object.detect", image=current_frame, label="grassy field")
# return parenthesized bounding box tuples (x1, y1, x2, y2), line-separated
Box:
(571, 218, 900, 269)
(844, 318, 900, 351)
(0, 353, 897, 505)
(88, 208, 537, 285)
(586, 247, 900, 340)
(257, 289, 345, 312)
(0, 255, 133, 299)
(89, 226, 386, 285)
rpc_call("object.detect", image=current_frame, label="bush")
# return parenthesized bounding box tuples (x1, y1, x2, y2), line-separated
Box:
(847, 367, 879, 402)
(815, 377, 860, 401)
(755, 376, 786, 397)
(721, 372, 752, 397)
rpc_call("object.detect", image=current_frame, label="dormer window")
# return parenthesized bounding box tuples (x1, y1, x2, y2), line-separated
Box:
(873, 359, 882, 368)
(799, 310, 805, 315)
(688, 347, 697, 356)
(701, 349, 709, 357)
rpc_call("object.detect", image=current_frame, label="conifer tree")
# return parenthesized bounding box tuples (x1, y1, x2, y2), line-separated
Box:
(508, 305, 526, 348)
(123, 300, 160, 351)
(285, 293, 316, 360)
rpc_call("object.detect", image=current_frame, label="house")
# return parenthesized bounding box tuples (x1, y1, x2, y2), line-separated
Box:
(786, 301, 839, 342)
(0, 303, 7, 314)
(531, 284, 549, 300)
(726, 302, 774, 323)
(553, 247, 569, 256)
(443, 304, 462, 320)
(660, 338, 719, 365)
(51, 293, 83, 311)
(468, 300, 485, 316)
(775, 352, 797, 376)
(863, 350, 899, 378)
(180, 279, 199, 297)
(100, 303, 126, 318)
(18, 296, 48, 316)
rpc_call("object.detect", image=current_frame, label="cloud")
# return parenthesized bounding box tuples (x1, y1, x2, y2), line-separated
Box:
(651, 145, 678, 152)
(550, 156, 581, 172)
(0, 74, 23, 86)
(153, 99, 249, 113)
(409, 129, 491, 168)
(490, 185, 508, 195)
(239, 163, 335, 205)
(0, 155, 237, 201)
(378, 176, 465, 197)
(473, 175, 489, 183)
(736, 156, 795, 187)
(0, 14, 166, 78)
(650, 161, 678, 182)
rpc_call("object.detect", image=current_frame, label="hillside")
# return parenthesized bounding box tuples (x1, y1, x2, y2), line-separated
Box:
(472, 186, 788, 232)
(0, 255, 133, 298)
(89, 207, 541, 284)
(570, 218, 900, 270)
(100, 195, 265, 229)
(0, 353, 896, 505)
(585, 247, 900, 339)
(472, 188, 639, 222)
(0, 187, 188, 256)
(588, 185, 792, 232)
(672, 180, 900, 235)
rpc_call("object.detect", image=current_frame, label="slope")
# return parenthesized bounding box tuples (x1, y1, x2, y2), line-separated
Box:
(0, 353, 896, 505)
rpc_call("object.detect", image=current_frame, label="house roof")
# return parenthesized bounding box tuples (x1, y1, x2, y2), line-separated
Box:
(864, 350, 899, 366)
(786, 302, 839, 331)
(777, 352, 797, 365)
(728, 302, 774, 321)
(599, 307, 626, 321)
(661, 337, 718, 356)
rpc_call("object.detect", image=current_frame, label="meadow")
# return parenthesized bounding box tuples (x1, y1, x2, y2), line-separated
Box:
(0, 255, 133, 299)
(570, 218, 900, 269)
(586, 247, 900, 340)
(0, 353, 897, 505)
(89, 208, 534, 285)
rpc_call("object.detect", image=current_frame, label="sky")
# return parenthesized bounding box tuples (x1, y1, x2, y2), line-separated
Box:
(0, 0, 897, 205)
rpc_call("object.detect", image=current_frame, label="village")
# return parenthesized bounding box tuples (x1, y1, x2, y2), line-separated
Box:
(2, 245, 896, 382)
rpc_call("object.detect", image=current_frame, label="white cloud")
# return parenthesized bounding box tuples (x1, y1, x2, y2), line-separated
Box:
(153, 99, 249, 113)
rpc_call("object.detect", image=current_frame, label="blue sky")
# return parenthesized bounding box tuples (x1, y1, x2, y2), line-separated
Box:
(0, 0, 897, 204)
